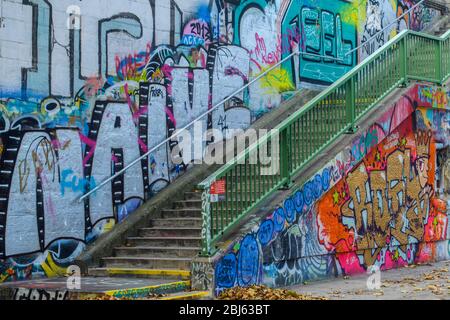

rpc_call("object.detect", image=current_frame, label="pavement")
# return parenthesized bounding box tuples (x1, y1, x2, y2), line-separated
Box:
(0, 276, 192, 300)
(288, 260, 450, 300)
(0, 277, 176, 292)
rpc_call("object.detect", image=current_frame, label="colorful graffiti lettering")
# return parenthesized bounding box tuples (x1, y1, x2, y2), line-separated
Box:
(0, 0, 441, 282)
(214, 83, 450, 294)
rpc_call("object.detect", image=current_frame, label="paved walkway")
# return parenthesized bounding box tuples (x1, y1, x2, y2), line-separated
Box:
(0, 276, 190, 300)
(288, 260, 450, 300)
(0, 277, 172, 292)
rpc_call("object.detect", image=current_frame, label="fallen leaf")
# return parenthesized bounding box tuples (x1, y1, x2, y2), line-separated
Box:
(218, 285, 328, 301)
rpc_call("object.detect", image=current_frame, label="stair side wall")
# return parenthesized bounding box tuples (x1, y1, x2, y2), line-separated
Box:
(209, 83, 450, 296)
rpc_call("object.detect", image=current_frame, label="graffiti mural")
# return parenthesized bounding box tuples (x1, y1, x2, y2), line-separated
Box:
(281, 0, 357, 86)
(13, 288, 68, 301)
(318, 119, 440, 273)
(0, 0, 441, 282)
(214, 84, 450, 294)
(359, 0, 438, 60)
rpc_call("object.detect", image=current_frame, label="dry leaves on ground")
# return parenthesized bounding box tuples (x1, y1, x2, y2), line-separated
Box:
(218, 285, 328, 300)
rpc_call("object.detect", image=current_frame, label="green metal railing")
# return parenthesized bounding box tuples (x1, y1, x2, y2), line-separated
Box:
(198, 29, 450, 256)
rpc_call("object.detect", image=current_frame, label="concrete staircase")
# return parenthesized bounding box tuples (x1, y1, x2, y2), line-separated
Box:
(82, 12, 450, 298)
(75, 78, 320, 300)
(89, 190, 203, 280)
(433, 13, 450, 36)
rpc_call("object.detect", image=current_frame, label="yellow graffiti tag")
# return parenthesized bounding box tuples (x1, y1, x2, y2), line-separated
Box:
(41, 254, 68, 278)
(258, 67, 295, 93)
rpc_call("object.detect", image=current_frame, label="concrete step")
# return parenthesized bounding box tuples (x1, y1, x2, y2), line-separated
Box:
(161, 208, 202, 218)
(184, 191, 202, 200)
(101, 256, 192, 269)
(150, 218, 202, 228)
(127, 237, 201, 247)
(138, 227, 202, 237)
(88, 268, 191, 280)
(114, 246, 200, 258)
(0, 277, 192, 300)
(173, 200, 202, 208)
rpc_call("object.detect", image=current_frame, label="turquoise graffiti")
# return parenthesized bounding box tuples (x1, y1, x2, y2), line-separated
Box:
(280, 0, 357, 85)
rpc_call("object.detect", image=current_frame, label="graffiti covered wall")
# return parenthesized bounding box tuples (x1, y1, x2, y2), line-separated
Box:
(0, 0, 441, 281)
(214, 83, 450, 294)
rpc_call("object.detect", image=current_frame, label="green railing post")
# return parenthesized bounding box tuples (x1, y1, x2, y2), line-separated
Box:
(279, 127, 292, 189)
(436, 40, 443, 84)
(345, 77, 356, 133)
(400, 36, 409, 87)
(200, 185, 213, 256)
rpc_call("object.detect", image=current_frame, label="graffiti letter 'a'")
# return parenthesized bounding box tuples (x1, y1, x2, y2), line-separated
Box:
(0, 130, 85, 257)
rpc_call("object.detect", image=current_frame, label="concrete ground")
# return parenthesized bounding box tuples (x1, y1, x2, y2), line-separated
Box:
(288, 260, 450, 300)
(0, 277, 173, 293)
(0, 276, 194, 300)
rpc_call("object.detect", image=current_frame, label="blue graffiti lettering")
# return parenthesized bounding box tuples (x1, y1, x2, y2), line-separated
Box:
(216, 253, 237, 289)
(257, 220, 275, 247)
(60, 169, 96, 196)
(237, 235, 260, 287)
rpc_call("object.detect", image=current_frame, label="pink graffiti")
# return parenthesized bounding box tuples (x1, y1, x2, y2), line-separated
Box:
(160, 64, 174, 82)
(138, 138, 149, 153)
(251, 33, 281, 66)
(84, 77, 104, 98)
(132, 105, 148, 122)
(165, 107, 177, 127)
(250, 27, 302, 68)
(225, 66, 249, 82)
(79, 133, 97, 167)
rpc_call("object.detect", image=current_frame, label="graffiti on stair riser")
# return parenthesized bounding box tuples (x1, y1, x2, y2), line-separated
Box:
(13, 288, 68, 301)
(0, 0, 440, 282)
(214, 84, 450, 295)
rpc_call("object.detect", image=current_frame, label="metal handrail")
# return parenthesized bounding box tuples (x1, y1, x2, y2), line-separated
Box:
(198, 28, 450, 255)
(198, 3, 447, 186)
(78, 50, 343, 202)
(198, 28, 409, 187)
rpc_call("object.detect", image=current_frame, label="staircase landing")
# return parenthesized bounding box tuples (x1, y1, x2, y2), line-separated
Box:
(0, 276, 209, 300)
